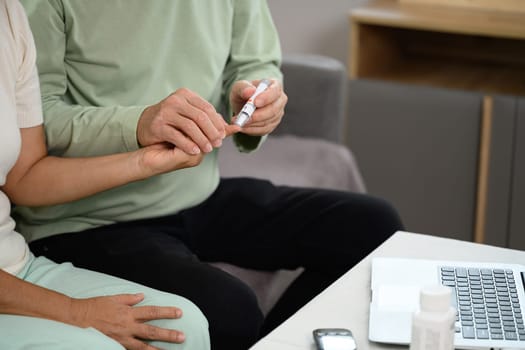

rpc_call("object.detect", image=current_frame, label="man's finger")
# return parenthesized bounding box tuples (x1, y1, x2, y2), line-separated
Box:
(181, 91, 225, 143)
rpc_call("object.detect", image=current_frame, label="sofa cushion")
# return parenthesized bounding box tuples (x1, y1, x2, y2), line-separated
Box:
(218, 135, 366, 192)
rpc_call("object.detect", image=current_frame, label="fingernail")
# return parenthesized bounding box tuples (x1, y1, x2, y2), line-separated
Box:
(192, 146, 201, 155)
(213, 139, 222, 147)
(204, 143, 213, 153)
(177, 332, 186, 342)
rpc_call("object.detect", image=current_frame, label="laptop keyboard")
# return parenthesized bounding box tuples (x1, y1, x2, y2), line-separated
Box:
(439, 266, 524, 341)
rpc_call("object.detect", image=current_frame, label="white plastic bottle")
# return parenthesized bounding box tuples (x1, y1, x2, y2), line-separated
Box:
(409, 285, 456, 350)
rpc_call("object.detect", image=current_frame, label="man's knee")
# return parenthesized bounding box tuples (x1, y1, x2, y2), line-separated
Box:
(339, 193, 403, 234)
(364, 195, 404, 238)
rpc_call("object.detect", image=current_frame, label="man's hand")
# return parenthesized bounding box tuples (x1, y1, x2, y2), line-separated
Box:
(137, 88, 239, 155)
(70, 293, 184, 350)
(230, 79, 287, 136)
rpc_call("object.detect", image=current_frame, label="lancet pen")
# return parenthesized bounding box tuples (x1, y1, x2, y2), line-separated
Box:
(234, 79, 271, 127)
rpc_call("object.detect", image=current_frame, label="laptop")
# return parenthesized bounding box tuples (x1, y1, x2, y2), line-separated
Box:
(369, 257, 525, 349)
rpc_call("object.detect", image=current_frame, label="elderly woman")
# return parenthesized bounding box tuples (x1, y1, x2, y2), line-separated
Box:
(0, 1, 212, 349)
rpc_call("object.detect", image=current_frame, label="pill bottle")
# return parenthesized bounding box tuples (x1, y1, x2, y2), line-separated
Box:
(409, 285, 456, 350)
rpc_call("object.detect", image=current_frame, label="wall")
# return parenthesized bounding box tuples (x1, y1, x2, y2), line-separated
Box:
(267, 0, 369, 67)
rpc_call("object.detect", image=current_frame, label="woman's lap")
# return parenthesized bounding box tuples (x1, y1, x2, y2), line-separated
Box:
(2, 256, 210, 350)
(0, 314, 125, 350)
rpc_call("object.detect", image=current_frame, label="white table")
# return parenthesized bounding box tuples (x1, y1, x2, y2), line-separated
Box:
(250, 231, 525, 349)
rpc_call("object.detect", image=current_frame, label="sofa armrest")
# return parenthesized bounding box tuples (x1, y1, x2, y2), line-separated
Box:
(274, 54, 347, 144)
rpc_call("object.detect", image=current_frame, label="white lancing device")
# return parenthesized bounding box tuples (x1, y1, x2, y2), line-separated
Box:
(234, 79, 271, 127)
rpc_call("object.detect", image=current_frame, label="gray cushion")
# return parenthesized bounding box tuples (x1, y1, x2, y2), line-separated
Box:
(219, 135, 366, 192)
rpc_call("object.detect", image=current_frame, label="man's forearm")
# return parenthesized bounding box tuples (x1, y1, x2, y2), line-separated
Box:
(43, 100, 146, 157)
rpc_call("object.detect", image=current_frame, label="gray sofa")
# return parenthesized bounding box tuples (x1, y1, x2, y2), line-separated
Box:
(214, 54, 366, 315)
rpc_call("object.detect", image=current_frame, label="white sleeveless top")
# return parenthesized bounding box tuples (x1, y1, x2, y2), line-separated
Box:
(0, 0, 43, 274)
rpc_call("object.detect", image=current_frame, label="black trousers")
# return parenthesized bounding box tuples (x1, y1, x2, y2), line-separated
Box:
(29, 178, 403, 350)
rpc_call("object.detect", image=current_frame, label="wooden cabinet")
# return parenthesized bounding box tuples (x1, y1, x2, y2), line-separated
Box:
(347, 0, 525, 247)
(349, 0, 525, 96)
(347, 80, 482, 241)
(483, 96, 517, 247)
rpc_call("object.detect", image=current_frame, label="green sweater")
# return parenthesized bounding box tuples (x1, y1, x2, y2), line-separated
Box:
(16, 0, 282, 241)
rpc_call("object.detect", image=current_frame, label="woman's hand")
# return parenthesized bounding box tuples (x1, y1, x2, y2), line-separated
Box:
(135, 143, 205, 177)
(70, 293, 185, 350)
(134, 120, 239, 178)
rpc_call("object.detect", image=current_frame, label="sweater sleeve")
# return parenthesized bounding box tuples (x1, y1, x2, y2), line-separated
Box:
(21, 0, 145, 157)
(224, 0, 283, 152)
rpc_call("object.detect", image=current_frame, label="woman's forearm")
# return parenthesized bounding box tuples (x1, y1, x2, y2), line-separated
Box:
(0, 269, 73, 323)
(5, 152, 144, 207)
(2, 125, 206, 207)
(2, 125, 149, 206)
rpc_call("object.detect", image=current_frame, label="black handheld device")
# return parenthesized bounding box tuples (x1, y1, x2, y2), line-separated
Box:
(312, 328, 357, 350)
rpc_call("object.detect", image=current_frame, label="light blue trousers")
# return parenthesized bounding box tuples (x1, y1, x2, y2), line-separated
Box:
(0, 256, 210, 350)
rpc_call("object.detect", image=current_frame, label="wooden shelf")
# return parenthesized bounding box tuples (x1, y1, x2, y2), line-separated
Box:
(399, 0, 525, 15)
(349, 0, 525, 96)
